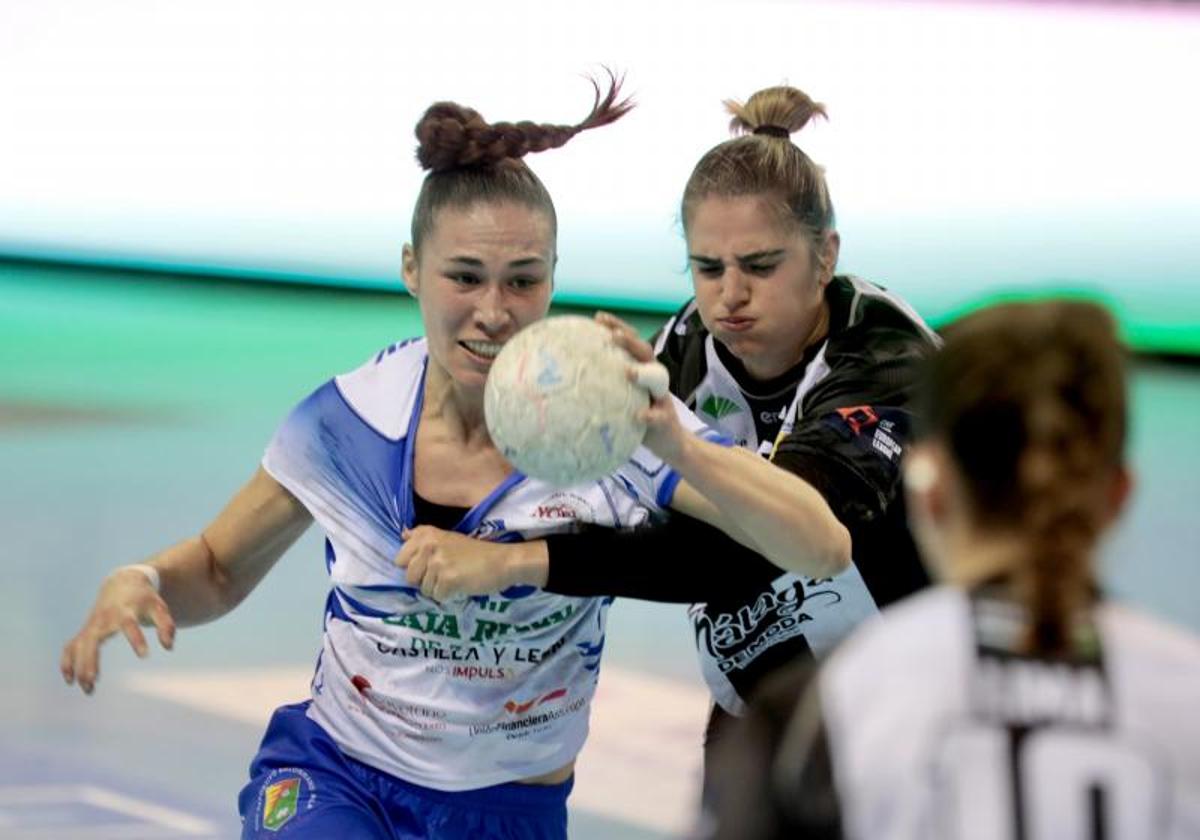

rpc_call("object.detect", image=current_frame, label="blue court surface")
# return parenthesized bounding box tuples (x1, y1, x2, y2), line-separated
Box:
(3, 261, 1199, 838)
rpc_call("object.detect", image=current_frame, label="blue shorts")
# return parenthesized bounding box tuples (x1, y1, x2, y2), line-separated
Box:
(238, 702, 572, 839)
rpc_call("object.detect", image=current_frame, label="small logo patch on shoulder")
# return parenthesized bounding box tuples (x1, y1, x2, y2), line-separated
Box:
(262, 776, 301, 831)
(254, 767, 317, 833)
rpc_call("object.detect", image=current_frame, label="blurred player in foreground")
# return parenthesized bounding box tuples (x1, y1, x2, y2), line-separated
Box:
(708, 299, 1200, 840)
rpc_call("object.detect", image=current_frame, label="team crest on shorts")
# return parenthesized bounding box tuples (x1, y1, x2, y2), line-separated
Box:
(257, 768, 316, 832)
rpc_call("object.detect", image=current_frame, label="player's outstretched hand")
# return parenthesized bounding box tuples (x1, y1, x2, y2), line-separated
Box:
(397, 526, 545, 601)
(594, 311, 687, 464)
(61, 567, 176, 695)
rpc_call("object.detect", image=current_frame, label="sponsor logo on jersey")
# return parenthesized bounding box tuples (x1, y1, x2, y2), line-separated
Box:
(533, 491, 596, 521)
(350, 675, 448, 736)
(469, 604, 577, 643)
(871, 419, 902, 461)
(701, 394, 742, 421)
(835, 405, 880, 436)
(379, 601, 573, 646)
(505, 687, 568, 715)
(692, 577, 842, 673)
(383, 610, 462, 640)
(379, 631, 572, 676)
(446, 664, 513, 680)
(470, 696, 590, 737)
(375, 639, 478, 659)
(256, 768, 317, 832)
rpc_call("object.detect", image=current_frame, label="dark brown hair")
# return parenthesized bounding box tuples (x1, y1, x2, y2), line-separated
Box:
(918, 300, 1128, 655)
(682, 85, 834, 252)
(409, 72, 632, 253)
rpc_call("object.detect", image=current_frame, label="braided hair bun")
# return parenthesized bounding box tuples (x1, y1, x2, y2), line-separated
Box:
(415, 71, 633, 172)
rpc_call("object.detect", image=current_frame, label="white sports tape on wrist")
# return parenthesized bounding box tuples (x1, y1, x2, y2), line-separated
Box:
(126, 563, 161, 593)
(633, 362, 670, 399)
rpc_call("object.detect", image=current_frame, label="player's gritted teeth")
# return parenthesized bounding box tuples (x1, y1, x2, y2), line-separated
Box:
(460, 340, 505, 362)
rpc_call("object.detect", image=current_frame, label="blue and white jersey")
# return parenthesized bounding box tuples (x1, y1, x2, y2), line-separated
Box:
(263, 338, 715, 791)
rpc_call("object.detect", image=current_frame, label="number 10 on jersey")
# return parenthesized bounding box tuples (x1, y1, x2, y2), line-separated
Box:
(934, 724, 1167, 840)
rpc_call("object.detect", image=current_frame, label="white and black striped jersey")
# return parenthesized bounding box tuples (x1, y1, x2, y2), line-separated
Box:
(544, 275, 940, 715)
(710, 586, 1200, 840)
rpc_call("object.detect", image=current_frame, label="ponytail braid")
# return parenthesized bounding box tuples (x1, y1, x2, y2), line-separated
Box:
(415, 70, 633, 173)
(409, 70, 632, 253)
(1016, 378, 1109, 654)
(921, 300, 1127, 656)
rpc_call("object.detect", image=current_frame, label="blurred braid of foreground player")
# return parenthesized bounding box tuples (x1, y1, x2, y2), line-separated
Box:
(708, 299, 1200, 840)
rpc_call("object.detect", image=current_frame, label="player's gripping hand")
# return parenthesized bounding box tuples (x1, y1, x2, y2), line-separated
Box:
(594, 312, 685, 464)
(61, 566, 176, 695)
(396, 526, 547, 601)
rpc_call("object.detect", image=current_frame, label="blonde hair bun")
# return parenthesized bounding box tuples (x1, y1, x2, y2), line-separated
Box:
(724, 85, 827, 138)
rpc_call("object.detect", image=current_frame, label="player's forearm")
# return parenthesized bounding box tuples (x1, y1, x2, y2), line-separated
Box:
(156, 468, 312, 626)
(151, 532, 288, 626)
(148, 535, 248, 627)
(670, 437, 851, 579)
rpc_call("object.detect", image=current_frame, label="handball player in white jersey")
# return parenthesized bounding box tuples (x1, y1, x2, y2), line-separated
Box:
(59, 75, 852, 840)
(709, 300, 1200, 840)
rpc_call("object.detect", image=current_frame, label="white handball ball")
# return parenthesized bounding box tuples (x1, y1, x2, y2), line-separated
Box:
(485, 315, 648, 486)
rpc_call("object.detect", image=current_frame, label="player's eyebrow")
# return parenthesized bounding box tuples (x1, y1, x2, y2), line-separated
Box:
(688, 249, 787, 265)
(445, 256, 547, 268)
(735, 249, 786, 263)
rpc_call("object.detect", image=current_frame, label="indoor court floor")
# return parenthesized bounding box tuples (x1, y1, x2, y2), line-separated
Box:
(3, 260, 1198, 838)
